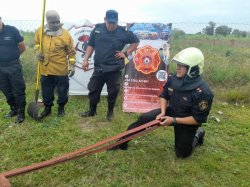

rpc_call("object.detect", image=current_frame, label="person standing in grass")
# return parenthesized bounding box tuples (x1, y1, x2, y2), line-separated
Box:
(0, 16, 26, 124)
(34, 10, 76, 119)
(79, 9, 139, 121)
(109, 47, 214, 158)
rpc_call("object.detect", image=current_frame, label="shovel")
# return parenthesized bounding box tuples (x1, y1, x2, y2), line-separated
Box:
(27, 0, 46, 120)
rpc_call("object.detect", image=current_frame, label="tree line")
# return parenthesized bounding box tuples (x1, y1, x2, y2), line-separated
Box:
(172, 21, 250, 37)
(202, 21, 249, 37)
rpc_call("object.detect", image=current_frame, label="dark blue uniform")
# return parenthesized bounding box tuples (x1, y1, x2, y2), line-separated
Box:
(87, 23, 139, 110)
(0, 24, 26, 111)
(120, 75, 214, 158)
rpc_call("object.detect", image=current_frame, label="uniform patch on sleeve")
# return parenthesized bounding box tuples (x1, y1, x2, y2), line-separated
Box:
(199, 100, 208, 111)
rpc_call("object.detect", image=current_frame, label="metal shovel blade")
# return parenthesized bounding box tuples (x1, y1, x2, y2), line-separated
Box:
(27, 101, 44, 120)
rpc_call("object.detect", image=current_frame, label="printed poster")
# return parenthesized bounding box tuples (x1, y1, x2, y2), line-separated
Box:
(122, 23, 172, 113)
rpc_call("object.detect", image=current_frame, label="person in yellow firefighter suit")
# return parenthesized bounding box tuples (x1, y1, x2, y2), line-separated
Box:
(34, 10, 76, 119)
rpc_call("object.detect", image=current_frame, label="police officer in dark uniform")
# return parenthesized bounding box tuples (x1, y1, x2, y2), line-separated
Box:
(0, 17, 26, 123)
(109, 47, 214, 158)
(80, 9, 139, 121)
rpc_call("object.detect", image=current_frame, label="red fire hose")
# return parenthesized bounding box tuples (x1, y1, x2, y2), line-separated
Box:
(0, 120, 161, 186)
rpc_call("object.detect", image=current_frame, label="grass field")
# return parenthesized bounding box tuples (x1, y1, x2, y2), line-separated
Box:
(0, 35, 250, 186)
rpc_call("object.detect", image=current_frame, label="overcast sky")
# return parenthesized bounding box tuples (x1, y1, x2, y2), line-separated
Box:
(1, 0, 249, 24)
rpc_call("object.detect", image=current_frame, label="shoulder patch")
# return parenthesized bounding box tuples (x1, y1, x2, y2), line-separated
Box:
(199, 100, 208, 111)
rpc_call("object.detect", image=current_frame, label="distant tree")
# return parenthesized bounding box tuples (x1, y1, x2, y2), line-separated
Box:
(215, 25, 232, 36)
(202, 21, 216, 35)
(231, 29, 241, 37)
(231, 29, 248, 37)
(172, 28, 186, 39)
(241, 31, 248, 37)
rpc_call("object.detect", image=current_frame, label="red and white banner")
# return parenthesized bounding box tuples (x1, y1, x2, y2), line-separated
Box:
(123, 23, 172, 113)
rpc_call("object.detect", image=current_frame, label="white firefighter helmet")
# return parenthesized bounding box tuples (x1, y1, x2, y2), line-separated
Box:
(172, 47, 204, 78)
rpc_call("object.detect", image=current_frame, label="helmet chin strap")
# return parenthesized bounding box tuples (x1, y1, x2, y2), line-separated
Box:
(188, 65, 200, 78)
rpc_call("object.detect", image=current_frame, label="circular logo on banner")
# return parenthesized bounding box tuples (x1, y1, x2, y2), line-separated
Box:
(67, 23, 93, 62)
(133, 45, 161, 74)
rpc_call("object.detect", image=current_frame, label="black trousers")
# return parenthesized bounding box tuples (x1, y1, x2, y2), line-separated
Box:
(40, 75, 69, 107)
(0, 62, 26, 108)
(87, 70, 121, 109)
(126, 108, 199, 158)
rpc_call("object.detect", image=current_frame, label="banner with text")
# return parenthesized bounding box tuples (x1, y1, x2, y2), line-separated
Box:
(122, 23, 172, 113)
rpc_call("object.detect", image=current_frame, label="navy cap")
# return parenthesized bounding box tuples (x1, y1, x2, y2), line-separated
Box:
(105, 9, 118, 23)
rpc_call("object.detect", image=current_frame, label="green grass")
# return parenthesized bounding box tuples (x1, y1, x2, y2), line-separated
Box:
(0, 86, 250, 187)
(1, 34, 250, 186)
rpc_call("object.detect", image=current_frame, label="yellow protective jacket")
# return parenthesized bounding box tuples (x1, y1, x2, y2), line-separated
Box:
(34, 27, 76, 76)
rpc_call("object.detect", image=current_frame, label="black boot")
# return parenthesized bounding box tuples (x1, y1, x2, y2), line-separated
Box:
(79, 105, 96, 117)
(192, 128, 205, 148)
(39, 106, 52, 119)
(16, 107, 25, 124)
(106, 108, 114, 121)
(58, 105, 65, 117)
(5, 105, 17, 119)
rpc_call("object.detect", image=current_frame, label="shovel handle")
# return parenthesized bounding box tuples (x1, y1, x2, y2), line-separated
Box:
(34, 0, 46, 102)
(35, 90, 39, 103)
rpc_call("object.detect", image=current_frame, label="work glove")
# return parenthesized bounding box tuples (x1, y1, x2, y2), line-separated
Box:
(68, 64, 75, 77)
(36, 53, 44, 62)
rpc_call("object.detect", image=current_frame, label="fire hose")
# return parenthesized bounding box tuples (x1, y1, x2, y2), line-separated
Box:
(0, 120, 161, 186)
